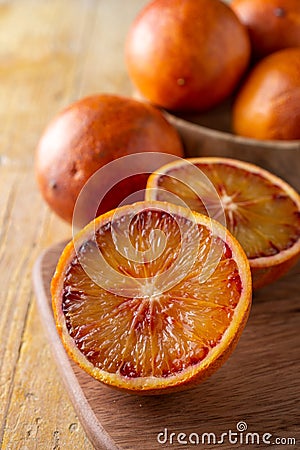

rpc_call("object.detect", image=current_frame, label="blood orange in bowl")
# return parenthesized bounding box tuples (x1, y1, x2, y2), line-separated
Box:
(233, 48, 300, 141)
(231, 0, 300, 60)
(126, 0, 250, 112)
(146, 158, 300, 289)
(52, 201, 251, 394)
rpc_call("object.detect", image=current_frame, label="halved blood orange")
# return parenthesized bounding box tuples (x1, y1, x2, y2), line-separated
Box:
(146, 158, 300, 289)
(52, 201, 251, 394)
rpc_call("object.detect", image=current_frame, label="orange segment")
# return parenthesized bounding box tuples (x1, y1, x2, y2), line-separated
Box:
(146, 158, 300, 289)
(52, 201, 251, 394)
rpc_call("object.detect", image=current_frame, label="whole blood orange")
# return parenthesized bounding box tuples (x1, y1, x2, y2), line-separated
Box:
(52, 201, 252, 394)
(233, 48, 300, 140)
(146, 157, 300, 289)
(231, 0, 300, 59)
(126, 0, 250, 112)
(35, 94, 184, 223)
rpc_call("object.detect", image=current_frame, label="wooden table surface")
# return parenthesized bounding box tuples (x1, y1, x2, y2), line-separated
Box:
(0, 1, 148, 448)
(2, 2, 299, 450)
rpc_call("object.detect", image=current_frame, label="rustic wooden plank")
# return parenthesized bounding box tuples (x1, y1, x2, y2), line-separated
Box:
(74, 0, 149, 98)
(0, 0, 97, 164)
(0, 169, 72, 447)
(1, 298, 93, 450)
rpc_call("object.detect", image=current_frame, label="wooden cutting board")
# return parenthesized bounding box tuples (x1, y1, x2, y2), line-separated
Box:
(33, 242, 300, 450)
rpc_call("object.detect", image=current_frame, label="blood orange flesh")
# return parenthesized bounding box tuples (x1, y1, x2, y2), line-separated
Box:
(146, 158, 300, 289)
(52, 201, 251, 394)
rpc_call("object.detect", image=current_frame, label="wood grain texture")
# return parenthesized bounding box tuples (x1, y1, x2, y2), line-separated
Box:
(33, 242, 300, 450)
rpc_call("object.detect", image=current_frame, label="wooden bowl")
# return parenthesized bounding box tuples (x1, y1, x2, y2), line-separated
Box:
(165, 100, 300, 192)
